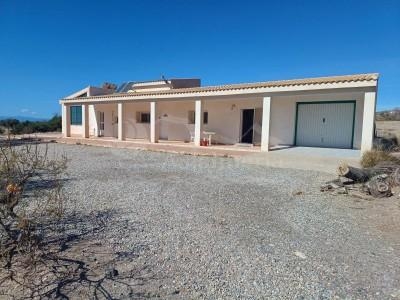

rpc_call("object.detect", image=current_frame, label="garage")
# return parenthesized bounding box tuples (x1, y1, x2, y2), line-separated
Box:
(295, 101, 356, 149)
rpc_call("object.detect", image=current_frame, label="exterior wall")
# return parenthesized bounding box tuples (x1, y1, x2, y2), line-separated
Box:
(91, 104, 118, 137)
(83, 99, 262, 144)
(157, 101, 195, 141)
(152, 99, 262, 144)
(68, 90, 368, 150)
(269, 91, 365, 149)
(203, 99, 262, 144)
(124, 103, 151, 139)
(170, 79, 201, 89)
(88, 87, 114, 96)
(65, 86, 113, 99)
(70, 125, 82, 136)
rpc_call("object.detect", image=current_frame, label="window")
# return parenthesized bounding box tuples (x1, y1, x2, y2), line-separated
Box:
(188, 111, 195, 124)
(70, 106, 82, 125)
(188, 111, 208, 124)
(203, 111, 208, 124)
(137, 112, 150, 123)
(99, 112, 105, 131)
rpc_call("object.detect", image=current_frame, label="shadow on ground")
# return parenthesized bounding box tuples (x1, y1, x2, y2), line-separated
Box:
(0, 209, 166, 299)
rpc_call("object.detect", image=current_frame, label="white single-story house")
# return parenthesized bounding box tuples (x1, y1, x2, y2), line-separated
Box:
(59, 73, 378, 153)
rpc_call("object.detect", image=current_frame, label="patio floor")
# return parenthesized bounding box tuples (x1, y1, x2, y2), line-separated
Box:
(238, 146, 361, 174)
(23, 133, 362, 172)
(35, 134, 260, 157)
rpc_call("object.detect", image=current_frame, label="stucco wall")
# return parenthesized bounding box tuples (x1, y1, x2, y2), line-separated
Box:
(87, 99, 262, 144)
(70, 125, 82, 136)
(91, 103, 118, 137)
(124, 103, 151, 139)
(157, 101, 195, 141)
(203, 99, 262, 144)
(269, 92, 365, 149)
(83, 91, 365, 148)
(155, 99, 262, 144)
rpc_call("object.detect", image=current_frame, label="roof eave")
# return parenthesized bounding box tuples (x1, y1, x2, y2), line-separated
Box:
(60, 79, 378, 104)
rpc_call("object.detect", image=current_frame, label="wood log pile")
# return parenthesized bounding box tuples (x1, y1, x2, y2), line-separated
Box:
(321, 161, 400, 199)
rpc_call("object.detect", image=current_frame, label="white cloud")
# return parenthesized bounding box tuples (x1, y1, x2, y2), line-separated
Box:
(20, 108, 37, 115)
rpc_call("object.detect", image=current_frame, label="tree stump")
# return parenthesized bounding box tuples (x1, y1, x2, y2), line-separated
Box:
(366, 174, 392, 198)
(392, 168, 400, 186)
(337, 163, 370, 183)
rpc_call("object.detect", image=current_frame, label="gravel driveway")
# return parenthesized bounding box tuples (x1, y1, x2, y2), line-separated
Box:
(57, 143, 400, 299)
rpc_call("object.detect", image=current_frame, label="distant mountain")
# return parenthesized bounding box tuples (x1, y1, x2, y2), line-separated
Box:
(376, 108, 400, 121)
(0, 116, 48, 122)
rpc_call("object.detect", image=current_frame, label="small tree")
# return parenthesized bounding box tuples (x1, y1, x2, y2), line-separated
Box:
(48, 114, 62, 132)
(0, 119, 19, 136)
(0, 139, 139, 298)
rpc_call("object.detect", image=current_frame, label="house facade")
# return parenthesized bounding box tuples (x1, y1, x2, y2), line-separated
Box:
(60, 73, 378, 152)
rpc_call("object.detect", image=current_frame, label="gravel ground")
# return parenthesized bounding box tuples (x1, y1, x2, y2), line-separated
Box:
(53, 143, 400, 299)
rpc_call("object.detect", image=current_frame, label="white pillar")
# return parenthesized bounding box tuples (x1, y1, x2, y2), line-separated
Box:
(194, 99, 203, 146)
(118, 102, 125, 141)
(82, 104, 89, 138)
(61, 103, 70, 138)
(89, 104, 98, 137)
(150, 101, 159, 143)
(361, 91, 377, 152)
(261, 96, 271, 151)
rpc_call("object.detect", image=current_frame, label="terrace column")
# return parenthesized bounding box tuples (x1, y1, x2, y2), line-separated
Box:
(150, 101, 159, 143)
(194, 99, 203, 146)
(118, 102, 125, 141)
(82, 104, 89, 138)
(261, 96, 271, 152)
(89, 104, 97, 136)
(361, 91, 377, 152)
(61, 103, 70, 138)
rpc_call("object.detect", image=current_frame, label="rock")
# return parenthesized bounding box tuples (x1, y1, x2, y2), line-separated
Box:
(294, 251, 307, 259)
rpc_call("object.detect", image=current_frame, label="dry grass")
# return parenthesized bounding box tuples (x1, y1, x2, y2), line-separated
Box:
(361, 149, 400, 168)
(376, 121, 400, 141)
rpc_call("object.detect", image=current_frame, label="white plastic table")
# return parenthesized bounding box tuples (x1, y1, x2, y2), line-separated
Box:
(203, 131, 216, 146)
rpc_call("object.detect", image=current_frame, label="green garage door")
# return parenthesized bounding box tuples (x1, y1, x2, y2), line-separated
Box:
(295, 101, 355, 149)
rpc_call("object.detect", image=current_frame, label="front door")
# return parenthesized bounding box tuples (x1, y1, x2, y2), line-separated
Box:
(241, 109, 254, 144)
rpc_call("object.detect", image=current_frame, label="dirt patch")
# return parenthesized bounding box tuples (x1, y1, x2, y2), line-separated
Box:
(376, 121, 400, 142)
(345, 195, 400, 248)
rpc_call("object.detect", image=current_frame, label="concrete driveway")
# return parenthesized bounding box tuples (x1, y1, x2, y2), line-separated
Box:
(238, 147, 361, 174)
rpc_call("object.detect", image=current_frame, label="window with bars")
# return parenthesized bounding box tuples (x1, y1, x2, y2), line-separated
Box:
(99, 112, 105, 130)
(137, 112, 150, 123)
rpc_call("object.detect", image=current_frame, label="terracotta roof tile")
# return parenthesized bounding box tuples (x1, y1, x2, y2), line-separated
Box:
(64, 73, 378, 100)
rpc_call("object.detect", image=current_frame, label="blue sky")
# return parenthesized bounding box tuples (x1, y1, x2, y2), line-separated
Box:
(0, 0, 399, 119)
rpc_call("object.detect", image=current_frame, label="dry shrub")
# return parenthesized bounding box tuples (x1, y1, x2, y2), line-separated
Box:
(0, 139, 149, 299)
(0, 139, 67, 265)
(361, 149, 400, 168)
